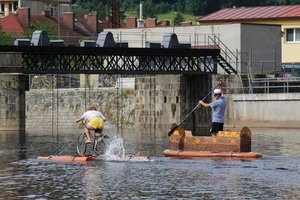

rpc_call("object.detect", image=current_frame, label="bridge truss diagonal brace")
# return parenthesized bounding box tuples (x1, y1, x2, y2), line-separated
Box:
(21, 54, 218, 75)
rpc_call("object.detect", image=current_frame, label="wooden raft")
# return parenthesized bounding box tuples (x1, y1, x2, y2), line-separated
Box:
(164, 127, 262, 158)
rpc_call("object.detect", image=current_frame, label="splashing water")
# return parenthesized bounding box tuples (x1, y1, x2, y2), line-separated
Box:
(101, 124, 125, 160)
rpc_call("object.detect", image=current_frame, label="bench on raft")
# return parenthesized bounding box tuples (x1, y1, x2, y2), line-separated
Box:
(164, 127, 262, 158)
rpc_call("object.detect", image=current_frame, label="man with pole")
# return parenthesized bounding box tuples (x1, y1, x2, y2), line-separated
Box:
(199, 84, 227, 136)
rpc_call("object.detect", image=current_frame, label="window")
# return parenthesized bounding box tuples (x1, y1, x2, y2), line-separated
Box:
(13, 2, 18, 11)
(0, 3, 4, 13)
(286, 28, 300, 42)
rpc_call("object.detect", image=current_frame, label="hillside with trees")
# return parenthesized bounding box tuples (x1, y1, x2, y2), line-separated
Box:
(72, 0, 300, 20)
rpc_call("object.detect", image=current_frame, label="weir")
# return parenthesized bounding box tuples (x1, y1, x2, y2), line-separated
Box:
(0, 31, 236, 132)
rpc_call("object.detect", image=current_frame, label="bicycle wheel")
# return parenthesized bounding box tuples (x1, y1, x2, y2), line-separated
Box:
(95, 137, 109, 155)
(76, 133, 87, 156)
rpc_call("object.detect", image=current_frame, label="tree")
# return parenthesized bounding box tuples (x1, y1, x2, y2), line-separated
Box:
(138, 0, 156, 18)
(174, 12, 184, 25)
(0, 27, 13, 45)
(23, 20, 58, 39)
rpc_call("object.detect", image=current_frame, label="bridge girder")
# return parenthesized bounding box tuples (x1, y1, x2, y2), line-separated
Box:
(0, 46, 220, 74)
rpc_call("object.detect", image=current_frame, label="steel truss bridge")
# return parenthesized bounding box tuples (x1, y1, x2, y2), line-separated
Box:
(0, 46, 237, 74)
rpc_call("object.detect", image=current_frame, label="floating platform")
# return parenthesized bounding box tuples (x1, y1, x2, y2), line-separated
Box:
(165, 126, 262, 159)
(37, 155, 94, 162)
(37, 155, 151, 162)
(164, 149, 262, 159)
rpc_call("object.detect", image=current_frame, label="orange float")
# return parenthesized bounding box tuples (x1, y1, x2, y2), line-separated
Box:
(163, 149, 262, 159)
(37, 155, 94, 162)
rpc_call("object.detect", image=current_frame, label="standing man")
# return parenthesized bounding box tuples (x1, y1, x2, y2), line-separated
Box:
(198, 87, 227, 136)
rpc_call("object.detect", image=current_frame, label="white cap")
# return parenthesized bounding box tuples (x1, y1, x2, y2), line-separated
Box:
(213, 89, 222, 95)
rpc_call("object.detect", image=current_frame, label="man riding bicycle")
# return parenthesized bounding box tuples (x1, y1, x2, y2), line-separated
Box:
(76, 103, 106, 144)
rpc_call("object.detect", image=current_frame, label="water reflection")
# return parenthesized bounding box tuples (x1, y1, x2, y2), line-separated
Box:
(0, 128, 299, 199)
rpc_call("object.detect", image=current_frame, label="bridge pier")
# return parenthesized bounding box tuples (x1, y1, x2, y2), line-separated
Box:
(0, 74, 26, 131)
(135, 74, 212, 135)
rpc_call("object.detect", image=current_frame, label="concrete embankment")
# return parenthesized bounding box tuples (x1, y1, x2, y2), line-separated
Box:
(226, 93, 300, 128)
(26, 88, 300, 132)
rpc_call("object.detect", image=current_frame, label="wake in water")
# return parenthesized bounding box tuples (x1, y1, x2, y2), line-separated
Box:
(99, 123, 151, 162)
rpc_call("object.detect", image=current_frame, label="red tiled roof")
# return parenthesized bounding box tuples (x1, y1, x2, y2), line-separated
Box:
(0, 14, 24, 34)
(200, 5, 300, 22)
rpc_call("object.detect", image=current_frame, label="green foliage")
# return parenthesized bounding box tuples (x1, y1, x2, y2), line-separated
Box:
(174, 12, 184, 25)
(23, 20, 58, 39)
(73, 0, 300, 20)
(255, 74, 267, 78)
(0, 27, 14, 45)
(136, 0, 156, 18)
(157, 12, 198, 25)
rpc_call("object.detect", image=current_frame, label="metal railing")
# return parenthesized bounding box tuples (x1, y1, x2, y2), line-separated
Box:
(225, 76, 300, 94)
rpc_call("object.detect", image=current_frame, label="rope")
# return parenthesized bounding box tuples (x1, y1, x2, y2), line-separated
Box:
(51, 74, 54, 138)
(57, 134, 79, 155)
(56, 74, 59, 141)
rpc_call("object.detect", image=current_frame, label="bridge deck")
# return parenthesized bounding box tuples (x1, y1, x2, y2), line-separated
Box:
(0, 46, 221, 74)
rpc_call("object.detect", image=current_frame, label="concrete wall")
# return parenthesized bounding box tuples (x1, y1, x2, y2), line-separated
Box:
(241, 24, 282, 74)
(226, 93, 300, 128)
(106, 23, 281, 74)
(106, 24, 242, 51)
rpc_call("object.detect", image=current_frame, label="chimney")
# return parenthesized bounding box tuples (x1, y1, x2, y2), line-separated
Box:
(62, 12, 74, 30)
(125, 17, 137, 28)
(145, 18, 157, 28)
(17, 7, 30, 27)
(137, 3, 145, 28)
(84, 14, 98, 34)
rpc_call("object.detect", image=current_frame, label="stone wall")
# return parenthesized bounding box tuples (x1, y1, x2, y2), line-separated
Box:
(0, 75, 25, 131)
(26, 74, 213, 135)
(26, 88, 136, 131)
(135, 75, 181, 133)
(135, 74, 212, 135)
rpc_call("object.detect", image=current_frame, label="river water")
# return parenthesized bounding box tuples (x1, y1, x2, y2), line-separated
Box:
(0, 127, 300, 199)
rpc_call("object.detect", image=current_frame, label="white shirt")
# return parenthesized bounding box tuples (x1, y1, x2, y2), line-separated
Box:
(81, 110, 106, 122)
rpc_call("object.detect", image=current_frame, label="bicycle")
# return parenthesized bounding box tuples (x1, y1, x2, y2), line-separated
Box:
(76, 128, 110, 157)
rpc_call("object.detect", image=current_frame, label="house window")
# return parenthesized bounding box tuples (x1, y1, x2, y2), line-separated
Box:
(13, 2, 18, 10)
(0, 3, 4, 13)
(286, 28, 300, 42)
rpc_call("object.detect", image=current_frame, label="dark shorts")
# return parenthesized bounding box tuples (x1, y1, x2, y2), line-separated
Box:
(210, 122, 224, 134)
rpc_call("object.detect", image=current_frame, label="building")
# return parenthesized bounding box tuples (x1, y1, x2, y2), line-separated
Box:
(0, 0, 18, 17)
(199, 5, 300, 71)
(105, 24, 281, 74)
(0, 0, 71, 18)
(0, 7, 102, 45)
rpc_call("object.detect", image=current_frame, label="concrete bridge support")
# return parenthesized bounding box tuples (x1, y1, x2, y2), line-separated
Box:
(135, 74, 212, 135)
(0, 75, 26, 131)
